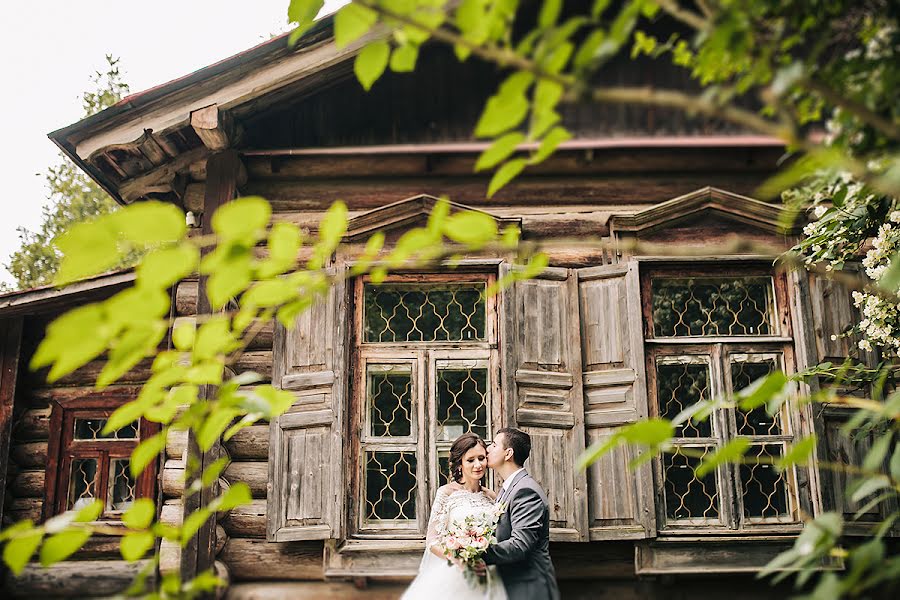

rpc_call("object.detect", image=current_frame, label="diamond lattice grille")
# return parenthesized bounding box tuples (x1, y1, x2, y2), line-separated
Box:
(74, 418, 138, 440)
(732, 358, 782, 436)
(657, 361, 712, 438)
(663, 447, 719, 521)
(108, 458, 136, 511)
(368, 366, 413, 438)
(651, 277, 774, 337)
(436, 366, 488, 442)
(365, 451, 418, 521)
(68, 458, 98, 510)
(364, 283, 486, 342)
(740, 444, 790, 520)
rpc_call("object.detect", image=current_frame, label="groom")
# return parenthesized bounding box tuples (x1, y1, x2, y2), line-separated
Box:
(481, 428, 560, 600)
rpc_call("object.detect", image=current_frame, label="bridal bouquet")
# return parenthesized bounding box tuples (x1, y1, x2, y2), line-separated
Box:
(440, 503, 505, 588)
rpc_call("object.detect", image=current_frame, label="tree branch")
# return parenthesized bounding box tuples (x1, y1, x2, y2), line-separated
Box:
(656, 0, 710, 31)
(805, 77, 900, 141)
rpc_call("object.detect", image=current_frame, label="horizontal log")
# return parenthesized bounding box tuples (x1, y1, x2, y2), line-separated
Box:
(4, 559, 151, 598)
(28, 385, 145, 406)
(244, 145, 781, 180)
(215, 524, 228, 556)
(218, 539, 323, 581)
(10, 442, 47, 469)
(162, 460, 185, 498)
(4, 497, 42, 524)
(160, 538, 181, 576)
(246, 173, 765, 211)
(221, 499, 266, 539)
(13, 408, 50, 441)
(222, 461, 267, 498)
(233, 351, 272, 383)
(223, 426, 268, 460)
(160, 499, 183, 527)
(34, 359, 154, 388)
(70, 536, 125, 560)
(167, 429, 188, 460)
(175, 280, 199, 316)
(12, 470, 45, 498)
(226, 582, 406, 600)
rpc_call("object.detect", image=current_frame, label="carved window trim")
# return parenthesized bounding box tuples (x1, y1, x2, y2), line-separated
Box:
(43, 394, 159, 521)
(642, 266, 805, 534)
(348, 273, 501, 538)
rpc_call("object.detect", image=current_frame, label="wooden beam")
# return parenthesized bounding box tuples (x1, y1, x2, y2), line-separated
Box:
(0, 318, 23, 524)
(190, 105, 232, 152)
(181, 150, 243, 582)
(119, 146, 208, 203)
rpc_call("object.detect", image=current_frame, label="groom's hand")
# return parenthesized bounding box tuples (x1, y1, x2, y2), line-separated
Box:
(472, 559, 487, 577)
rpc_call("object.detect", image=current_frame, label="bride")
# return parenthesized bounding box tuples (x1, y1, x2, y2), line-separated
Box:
(402, 433, 507, 600)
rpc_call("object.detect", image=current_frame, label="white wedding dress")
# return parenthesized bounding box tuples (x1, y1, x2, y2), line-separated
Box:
(402, 487, 508, 600)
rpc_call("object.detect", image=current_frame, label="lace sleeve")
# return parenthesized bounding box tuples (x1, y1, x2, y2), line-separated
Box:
(425, 487, 451, 548)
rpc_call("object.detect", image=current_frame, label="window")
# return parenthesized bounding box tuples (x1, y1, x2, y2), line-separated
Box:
(45, 399, 158, 519)
(350, 275, 499, 536)
(643, 268, 801, 531)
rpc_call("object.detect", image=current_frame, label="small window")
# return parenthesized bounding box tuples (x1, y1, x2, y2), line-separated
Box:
(644, 268, 800, 531)
(46, 402, 158, 519)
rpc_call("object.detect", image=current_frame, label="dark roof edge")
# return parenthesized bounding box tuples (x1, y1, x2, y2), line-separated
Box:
(0, 270, 137, 316)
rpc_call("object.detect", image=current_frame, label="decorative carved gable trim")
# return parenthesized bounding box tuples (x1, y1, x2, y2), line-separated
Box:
(344, 194, 521, 241)
(609, 186, 803, 236)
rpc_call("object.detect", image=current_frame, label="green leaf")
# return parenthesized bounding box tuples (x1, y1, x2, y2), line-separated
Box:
(574, 29, 606, 70)
(181, 509, 211, 545)
(201, 457, 231, 488)
(108, 201, 187, 247)
(390, 43, 419, 72)
(334, 3, 377, 49)
(172, 320, 196, 351)
(212, 196, 271, 243)
(878, 252, 900, 293)
(474, 73, 534, 138)
(205, 249, 252, 310)
(863, 432, 894, 472)
(475, 133, 524, 172)
(257, 222, 302, 279)
(287, 0, 325, 39)
(0, 521, 35, 542)
(696, 437, 750, 478)
(533, 80, 563, 119)
(3, 529, 43, 575)
(30, 304, 109, 380)
(131, 431, 167, 477)
(103, 400, 145, 436)
(355, 40, 390, 91)
(252, 385, 296, 418)
(212, 482, 253, 512)
(123, 498, 156, 530)
(40, 528, 92, 566)
(850, 477, 891, 504)
(487, 158, 528, 198)
(120, 530, 155, 561)
(591, 0, 611, 18)
(443, 210, 499, 247)
(74, 499, 105, 523)
(137, 245, 199, 290)
(778, 435, 817, 469)
(54, 220, 120, 285)
(538, 0, 562, 28)
(736, 371, 789, 411)
(197, 408, 239, 452)
(194, 316, 239, 362)
(97, 321, 167, 389)
(242, 279, 297, 309)
(531, 127, 572, 165)
(184, 569, 225, 593)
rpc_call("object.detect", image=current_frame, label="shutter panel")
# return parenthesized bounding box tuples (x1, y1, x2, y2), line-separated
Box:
(500, 264, 588, 541)
(794, 271, 895, 529)
(578, 262, 656, 540)
(267, 271, 346, 542)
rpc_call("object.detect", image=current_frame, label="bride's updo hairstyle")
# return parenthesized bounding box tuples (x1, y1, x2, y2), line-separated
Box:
(448, 433, 486, 483)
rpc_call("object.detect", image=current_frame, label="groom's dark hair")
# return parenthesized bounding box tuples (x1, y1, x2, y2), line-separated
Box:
(497, 427, 530, 466)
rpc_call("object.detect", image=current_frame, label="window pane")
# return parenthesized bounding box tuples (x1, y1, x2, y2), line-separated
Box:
(364, 283, 486, 342)
(436, 366, 488, 442)
(438, 452, 451, 487)
(74, 418, 138, 440)
(656, 360, 712, 437)
(732, 358, 782, 436)
(663, 447, 719, 521)
(107, 459, 137, 512)
(364, 451, 417, 521)
(741, 444, 790, 520)
(367, 365, 413, 437)
(651, 277, 774, 337)
(68, 458, 98, 510)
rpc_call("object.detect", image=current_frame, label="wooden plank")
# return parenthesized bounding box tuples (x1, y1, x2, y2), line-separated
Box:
(221, 499, 267, 538)
(0, 318, 22, 524)
(223, 425, 269, 459)
(222, 461, 268, 498)
(119, 146, 207, 203)
(4, 559, 151, 597)
(218, 539, 324, 581)
(190, 105, 231, 151)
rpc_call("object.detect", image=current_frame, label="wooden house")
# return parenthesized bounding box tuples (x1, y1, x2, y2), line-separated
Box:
(0, 13, 888, 599)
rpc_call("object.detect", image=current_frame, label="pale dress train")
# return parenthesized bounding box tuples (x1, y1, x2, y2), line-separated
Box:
(402, 487, 507, 600)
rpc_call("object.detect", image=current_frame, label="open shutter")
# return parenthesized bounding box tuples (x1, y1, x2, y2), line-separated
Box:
(500, 264, 588, 541)
(267, 271, 346, 541)
(793, 271, 895, 530)
(578, 262, 656, 540)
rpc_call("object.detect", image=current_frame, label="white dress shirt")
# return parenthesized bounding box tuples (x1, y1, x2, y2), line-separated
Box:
(498, 467, 525, 503)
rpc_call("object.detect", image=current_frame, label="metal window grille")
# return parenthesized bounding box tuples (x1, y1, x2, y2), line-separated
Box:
(68, 458, 98, 510)
(647, 270, 799, 531)
(364, 283, 487, 342)
(73, 418, 138, 440)
(107, 459, 137, 512)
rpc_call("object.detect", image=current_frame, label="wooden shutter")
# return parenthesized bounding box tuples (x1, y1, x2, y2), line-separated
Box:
(793, 271, 895, 530)
(578, 263, 656, 540)
(499, 264, 588, 541)
(267, 271, 346, 542)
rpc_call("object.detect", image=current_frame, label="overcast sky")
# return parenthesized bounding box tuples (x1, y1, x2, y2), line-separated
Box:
(0, 0, 346, 287)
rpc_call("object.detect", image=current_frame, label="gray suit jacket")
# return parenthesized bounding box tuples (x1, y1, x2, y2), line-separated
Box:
(483, 470, 560, 600)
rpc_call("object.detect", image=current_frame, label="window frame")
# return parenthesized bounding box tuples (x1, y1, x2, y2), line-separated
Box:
(348, 273, 501, 539)
(642, 265, 805, 535)
(43, 394, 159, 521)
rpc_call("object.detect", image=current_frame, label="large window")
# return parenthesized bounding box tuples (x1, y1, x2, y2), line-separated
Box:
(350, 275, 499, 536)
(643, 268, 802, 531)
(46, 399, 158, 519)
